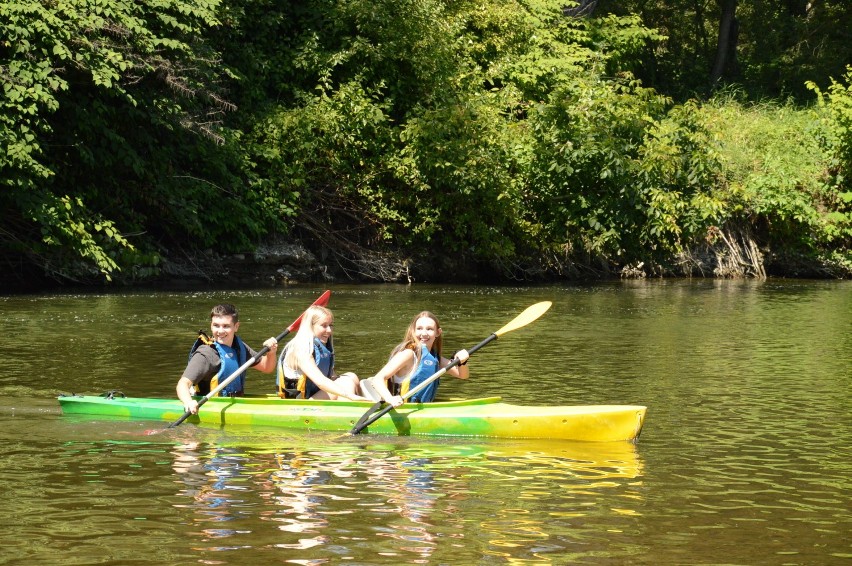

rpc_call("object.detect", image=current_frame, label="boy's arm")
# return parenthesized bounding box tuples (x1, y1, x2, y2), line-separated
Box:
(251, 337, 279, 373)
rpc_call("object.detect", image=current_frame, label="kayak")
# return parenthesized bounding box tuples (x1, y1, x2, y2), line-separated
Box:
(57, 394, 647, 442)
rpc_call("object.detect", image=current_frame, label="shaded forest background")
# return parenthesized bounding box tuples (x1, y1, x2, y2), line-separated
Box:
(2, 0, 850, 288)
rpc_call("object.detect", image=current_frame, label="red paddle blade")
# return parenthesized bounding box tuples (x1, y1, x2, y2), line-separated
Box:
(287, 289, 331, 333)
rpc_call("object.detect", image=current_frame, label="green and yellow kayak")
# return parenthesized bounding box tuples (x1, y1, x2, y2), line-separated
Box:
(58, 394, 647, 442)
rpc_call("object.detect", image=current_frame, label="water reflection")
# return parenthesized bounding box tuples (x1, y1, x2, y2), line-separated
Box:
(164, 435, 643, 563)
(352, 453, 439, 562)
(171, 442, 255, 547)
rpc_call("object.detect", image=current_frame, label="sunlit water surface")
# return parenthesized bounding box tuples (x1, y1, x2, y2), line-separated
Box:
(1, 280, 850, 565)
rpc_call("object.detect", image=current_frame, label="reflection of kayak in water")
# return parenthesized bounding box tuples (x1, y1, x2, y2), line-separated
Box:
(58, 394, 646, 442)
(173, 433, 644, 481)
(456, 439, 644, 484)
(369, 438, 645, 482)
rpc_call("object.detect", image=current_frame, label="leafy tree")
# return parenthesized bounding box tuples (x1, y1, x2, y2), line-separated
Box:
(807, 67, 852, 270)
(2, 0, 849, 286)
(228, 0, 537, 277)
(0, 0, 263, 283)
(594, 0, 852, 101)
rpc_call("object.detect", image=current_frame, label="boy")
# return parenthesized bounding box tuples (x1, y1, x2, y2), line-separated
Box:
(176, 303, 278, 414)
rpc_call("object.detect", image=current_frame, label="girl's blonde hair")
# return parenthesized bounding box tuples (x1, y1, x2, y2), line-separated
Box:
(283, 305, 334, 371)
(391, 311, 443, 362)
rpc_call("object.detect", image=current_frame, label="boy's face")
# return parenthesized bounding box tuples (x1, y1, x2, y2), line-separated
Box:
(210, 315, 239, 347)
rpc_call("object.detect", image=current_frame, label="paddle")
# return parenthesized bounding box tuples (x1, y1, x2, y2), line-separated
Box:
(166, 289, 331, 429)
(348, 300, 552, 435)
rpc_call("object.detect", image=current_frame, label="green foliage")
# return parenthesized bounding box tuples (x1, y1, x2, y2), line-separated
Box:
(808, 67, 852, 192)
(735, 0, 852, 99)
(490, 0, 597, 101)
(585, 13, 667, 78)
(248, 82, 399, 239)
(248, 78, 529, 262)
(595, 0, 852, 101)
(528, 73, 660, 257)
(31, 194, 132, 281)
(1, 0, 850, 284)
(0, 0, 266, 282)
(392, 90, 529, 258)
(807, 67, 852, 257)
(235, 0, 537, 268)
(236, 0, 680, 272)
(636, 101, 726, 247)
(332, 0, 471, 111)
(1, 1, 63, 187)
(699, 92, 851, 268)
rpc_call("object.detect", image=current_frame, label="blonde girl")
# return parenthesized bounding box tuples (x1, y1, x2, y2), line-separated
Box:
(278, 306, 366, 401)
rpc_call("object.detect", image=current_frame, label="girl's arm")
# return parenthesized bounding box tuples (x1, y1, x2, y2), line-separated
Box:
(368, 349, 415, 407)
(295, 348, 359, 400)
(443, 348, 470, 379)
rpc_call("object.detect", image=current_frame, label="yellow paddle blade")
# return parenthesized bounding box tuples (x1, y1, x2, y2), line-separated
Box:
(494, 301, 552, 337)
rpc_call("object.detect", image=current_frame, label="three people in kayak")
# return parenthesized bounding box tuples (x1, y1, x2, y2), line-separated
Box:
(176, 305, 468, 408)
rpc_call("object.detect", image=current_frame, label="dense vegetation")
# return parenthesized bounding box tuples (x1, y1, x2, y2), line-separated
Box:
(1, 0, 850, 286)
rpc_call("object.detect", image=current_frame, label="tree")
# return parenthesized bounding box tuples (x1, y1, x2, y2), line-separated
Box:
(710, 0, 738, 87)
(0, 0, 240, 284)
(595, 0, 852, 100)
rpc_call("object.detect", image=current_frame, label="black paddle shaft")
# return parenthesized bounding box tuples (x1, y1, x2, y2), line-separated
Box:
(167, 337, 280, 428)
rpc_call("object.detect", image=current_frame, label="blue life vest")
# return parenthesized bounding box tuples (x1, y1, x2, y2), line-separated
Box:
(189, 336, 248, 397)
(400, 344, 441, 403)
(277, 338, 334, 399)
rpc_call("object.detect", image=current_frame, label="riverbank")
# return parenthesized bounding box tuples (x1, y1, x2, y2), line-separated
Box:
(1, 236, 848, 294)
(151, 237, 852, 287)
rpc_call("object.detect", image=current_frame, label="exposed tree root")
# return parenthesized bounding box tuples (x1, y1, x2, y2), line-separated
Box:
(679, 224, 767, 279)
(297, 204, 412, 283)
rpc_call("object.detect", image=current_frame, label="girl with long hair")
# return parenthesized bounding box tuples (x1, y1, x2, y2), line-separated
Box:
(367, 311, 469, 407)
(278, 306, 367, 401)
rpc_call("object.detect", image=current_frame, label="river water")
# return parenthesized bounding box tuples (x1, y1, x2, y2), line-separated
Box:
(1, 280, 850, 565)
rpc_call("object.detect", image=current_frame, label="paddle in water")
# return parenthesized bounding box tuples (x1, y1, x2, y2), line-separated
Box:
(348, 300, 553, 435)
(163, 289, 332, 430)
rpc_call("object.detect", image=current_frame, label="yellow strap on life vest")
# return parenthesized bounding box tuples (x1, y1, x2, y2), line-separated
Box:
(197, 330, 214, 346)
(277, 363, 287, 398)
(193, 330, 216, 396)
(395, 345, 417, 397)
(209, 375, 219, 397)
(195, 378, 222, 397)
(277, 358, 307, 399)
(277, 378, 306, 399)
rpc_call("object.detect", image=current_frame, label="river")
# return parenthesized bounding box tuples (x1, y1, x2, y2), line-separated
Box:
(1, 280, 850, 564)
